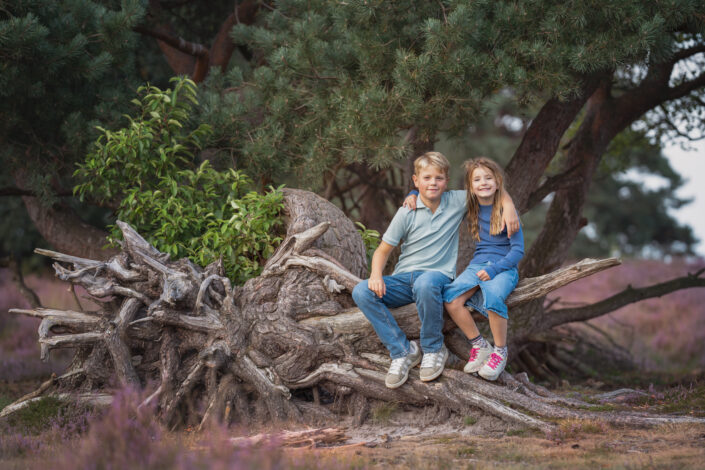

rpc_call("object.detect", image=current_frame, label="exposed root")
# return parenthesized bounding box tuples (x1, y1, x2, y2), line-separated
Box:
(5, 190, 703, 433)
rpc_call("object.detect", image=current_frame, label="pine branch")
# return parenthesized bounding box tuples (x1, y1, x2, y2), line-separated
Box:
(524, 163, 584, 211)
(545, 268, 705, 329)
(670, 44, 705, 64)
(665, 70, 705, 102)
(504, 76, 603, 213)
(658, 104, 705, 141)
(133, 25, 208, 58)
(210, 0, 258, 69)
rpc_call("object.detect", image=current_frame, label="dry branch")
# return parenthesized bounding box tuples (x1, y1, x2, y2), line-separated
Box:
(4, 189, 703, 432)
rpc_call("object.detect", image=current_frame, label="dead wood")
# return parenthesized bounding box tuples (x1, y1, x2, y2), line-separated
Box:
(5, 189, 704, 431)
(228, 427, 348, 449)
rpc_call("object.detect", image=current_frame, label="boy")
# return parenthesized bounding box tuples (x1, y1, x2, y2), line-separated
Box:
(352, 152, 518, 389)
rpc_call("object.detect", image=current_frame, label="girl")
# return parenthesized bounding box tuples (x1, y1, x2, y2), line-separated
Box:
(443, 157, 524, 381)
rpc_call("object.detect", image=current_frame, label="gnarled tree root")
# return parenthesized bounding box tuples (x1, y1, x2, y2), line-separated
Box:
(5, 189, 703, 432)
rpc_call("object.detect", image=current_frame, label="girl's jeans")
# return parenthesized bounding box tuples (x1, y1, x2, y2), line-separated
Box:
(352, 271, 451, 359)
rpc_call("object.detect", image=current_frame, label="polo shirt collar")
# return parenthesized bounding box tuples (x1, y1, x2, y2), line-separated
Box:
(416, 192, 447, 213)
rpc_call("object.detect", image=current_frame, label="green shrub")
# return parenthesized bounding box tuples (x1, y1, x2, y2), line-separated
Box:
(75, 77, 284, 284)
(355, 222, 380, 268)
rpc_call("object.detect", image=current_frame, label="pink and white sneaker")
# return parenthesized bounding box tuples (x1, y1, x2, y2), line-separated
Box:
(478, 352, 507, 381)
(463, 344, 492, 373)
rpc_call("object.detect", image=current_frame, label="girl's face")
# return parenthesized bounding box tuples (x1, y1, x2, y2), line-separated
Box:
(470, 165, 498, 204)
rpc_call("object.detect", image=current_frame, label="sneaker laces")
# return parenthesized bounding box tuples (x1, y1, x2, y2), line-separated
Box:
(485, 352, 504, 370)
(388, 356, 406, 375)
(421, 350, 442, 368)
(468, 347, 479, 362)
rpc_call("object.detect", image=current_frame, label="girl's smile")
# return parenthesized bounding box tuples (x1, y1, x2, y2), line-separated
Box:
(470, 166, 498, 204)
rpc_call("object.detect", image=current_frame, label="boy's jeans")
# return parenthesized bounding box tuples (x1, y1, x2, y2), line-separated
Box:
(352, 271, 451, 359)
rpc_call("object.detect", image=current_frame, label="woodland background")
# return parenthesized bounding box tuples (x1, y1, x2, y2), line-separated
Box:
(2, 1, 705, 468)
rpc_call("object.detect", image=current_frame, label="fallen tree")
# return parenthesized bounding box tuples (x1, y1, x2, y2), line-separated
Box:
(5, 189, 704, 431)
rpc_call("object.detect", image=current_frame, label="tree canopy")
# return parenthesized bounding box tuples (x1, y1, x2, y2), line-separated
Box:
(1, 0, 704, 268)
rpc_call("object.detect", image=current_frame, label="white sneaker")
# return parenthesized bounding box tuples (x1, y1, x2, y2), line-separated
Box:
(385, 341, 421, 389)
(478, 351, 507, 381)
(464, 344, 493, 373)
(419, 345, 448, 382)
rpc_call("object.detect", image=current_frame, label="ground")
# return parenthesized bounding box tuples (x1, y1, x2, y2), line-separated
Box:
(1, 259, 704, 469)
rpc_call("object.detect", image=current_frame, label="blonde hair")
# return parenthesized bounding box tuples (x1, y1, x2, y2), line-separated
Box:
(414, 151, 450, 177)
(464, 157, 506, 241)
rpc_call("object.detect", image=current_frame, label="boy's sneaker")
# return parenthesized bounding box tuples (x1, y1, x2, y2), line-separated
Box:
(478, 351, 507, 381)
(463, 344, 493, 374)
(385, 341, 422, 389)
(419, 345, 448, 382)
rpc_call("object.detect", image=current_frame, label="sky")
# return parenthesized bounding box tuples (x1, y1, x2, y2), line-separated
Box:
(663, 140, 705, 258)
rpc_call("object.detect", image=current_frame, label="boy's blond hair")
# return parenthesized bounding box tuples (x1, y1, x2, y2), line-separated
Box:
(413, 151, 450, 177)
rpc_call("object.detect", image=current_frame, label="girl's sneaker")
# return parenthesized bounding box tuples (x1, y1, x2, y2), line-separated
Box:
(463, 344, 493, 373)
(478, 351, 507, 381)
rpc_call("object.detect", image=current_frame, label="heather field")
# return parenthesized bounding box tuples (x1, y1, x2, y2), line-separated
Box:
(549, 258, 705, 374)
(1, 260, 705, 469)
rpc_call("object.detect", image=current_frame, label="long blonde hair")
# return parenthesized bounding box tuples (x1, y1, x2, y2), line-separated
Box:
(464, 157, 506, 241)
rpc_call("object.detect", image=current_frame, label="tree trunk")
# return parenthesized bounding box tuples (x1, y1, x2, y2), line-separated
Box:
(6, 189, 703, 431)
(14, 171, 118, 261)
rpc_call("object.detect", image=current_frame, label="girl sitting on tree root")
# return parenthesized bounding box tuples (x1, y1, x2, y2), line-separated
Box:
(443, 157, 524, 380)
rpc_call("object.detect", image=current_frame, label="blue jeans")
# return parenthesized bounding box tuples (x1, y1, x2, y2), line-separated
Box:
(443, 262, 519, 319)
(352, 271, 451, 359)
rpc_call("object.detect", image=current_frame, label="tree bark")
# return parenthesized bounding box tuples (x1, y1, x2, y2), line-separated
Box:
(6, 189, 703, 431)
(505, 77, 603, 213)
(14, 171, 118, 261)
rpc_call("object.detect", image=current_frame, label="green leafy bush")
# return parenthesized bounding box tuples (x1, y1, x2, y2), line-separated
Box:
(355, 222, 380, 267)
(75, 77, 284, 284)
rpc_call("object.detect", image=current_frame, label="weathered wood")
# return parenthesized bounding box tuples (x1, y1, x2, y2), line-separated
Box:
(5, 189, 704, 431)
(228, 427, 348, 448)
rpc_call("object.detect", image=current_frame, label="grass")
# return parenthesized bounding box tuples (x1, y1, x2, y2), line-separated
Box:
(505, 428, 532, 437)
(546, 419, 609, 441)
(5, 397, 65, 434)
(0, 394, 13, 412)
(371, 402, 397, 425)
(2, 261, 705, 468)
(455, 445, 475, 458)
(463, 416, 477, 426)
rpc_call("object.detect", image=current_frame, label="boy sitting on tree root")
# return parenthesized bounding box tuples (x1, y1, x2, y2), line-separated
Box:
(352, 151, 519, 389)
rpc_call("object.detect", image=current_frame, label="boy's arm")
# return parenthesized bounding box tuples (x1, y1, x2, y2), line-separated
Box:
(501, 192, 520, 237)
(368, 241, 396, 298)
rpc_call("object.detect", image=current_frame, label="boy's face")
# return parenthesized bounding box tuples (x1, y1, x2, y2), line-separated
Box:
(412, 166, 448, 204)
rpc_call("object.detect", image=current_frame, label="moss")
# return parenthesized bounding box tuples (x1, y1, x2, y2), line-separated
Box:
(7, 396, 65, 433)
(371, 402, 397, 425)
(0, 394, 13, 412)
(463, 416, 477, 426)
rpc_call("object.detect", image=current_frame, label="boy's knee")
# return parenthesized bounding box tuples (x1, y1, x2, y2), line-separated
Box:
(352, 281, 370, 304)
(413, 273, 446, 295)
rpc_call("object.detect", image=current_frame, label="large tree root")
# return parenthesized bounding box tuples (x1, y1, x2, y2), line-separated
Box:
(5, 189, 703, 431)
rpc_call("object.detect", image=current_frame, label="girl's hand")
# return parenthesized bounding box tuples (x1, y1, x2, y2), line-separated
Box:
(477, 270, 490, 281)
(368, 277, 386, 298)
(403, 194, 418, 210)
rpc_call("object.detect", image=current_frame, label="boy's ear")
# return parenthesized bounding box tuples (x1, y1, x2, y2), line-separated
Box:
(411, 174, 419, 188)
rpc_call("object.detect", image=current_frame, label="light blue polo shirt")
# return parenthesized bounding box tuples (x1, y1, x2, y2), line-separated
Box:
(382, 190, 466, 279)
